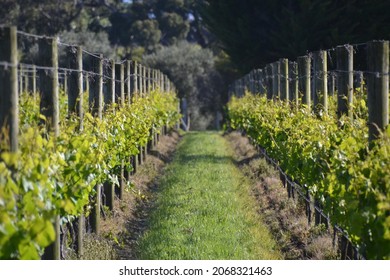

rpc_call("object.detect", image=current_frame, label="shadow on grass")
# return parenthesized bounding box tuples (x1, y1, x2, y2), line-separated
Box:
(175, 154, 235, 165)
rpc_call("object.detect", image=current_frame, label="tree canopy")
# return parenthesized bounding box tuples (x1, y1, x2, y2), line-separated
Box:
(200, 0, 390, 73)
(143, 41, 222, 129)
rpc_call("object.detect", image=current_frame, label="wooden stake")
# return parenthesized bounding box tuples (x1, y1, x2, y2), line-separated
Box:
(32, 65, 36, 94)
(90, 184, 101, 234)
(298, 55, 311, 110)
(139, 64, 143, 94)
(133, 61, 138, 94)
(120, 63, 125, 106)
(147, 67, 151, 94)
(0, 26, 18, 152)
(367, 40, 389, 141)
(143, 65, 147, 95)
(38, 35, 60, 260)
(265, 64, 273, 99)
(75, 214, 84, 258)
(114, 63, 122, 105)
(126, 60, 131, 104)
(313, 50, 328, 114)
(109, 59, 115, 106)
(271, 61, 280, 99)
(336, 45, 354, 119)
(66, 46, 84, 128)
(90, 54, 103, 119)
(280, 59, 289, 101)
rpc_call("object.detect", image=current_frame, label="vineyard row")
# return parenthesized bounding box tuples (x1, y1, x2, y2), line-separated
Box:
(0, 26, 181, 260)
(227, 40, 389, 260)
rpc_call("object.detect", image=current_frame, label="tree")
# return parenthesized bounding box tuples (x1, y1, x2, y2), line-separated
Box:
(0, 0, 122, 35)
(59, 30, 113, 58)
(143, 41, 222, 130)
(108, 0, 212, 57)
(200, 0, 390, 73)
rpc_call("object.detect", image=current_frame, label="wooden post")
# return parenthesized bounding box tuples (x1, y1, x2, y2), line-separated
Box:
(160, 70, 163, 92)
(66, 45, 85, 255)
(271, 61, 280, 99)
(89, 54, 103, 236)
(18, 64, 23, 95)
(298, 55, 311, 110)
(39, 37, 59, 136)
(90, 54, 103, 119)
(151, 69, 155, 91)
(125, 61, 132, 181)
(260, 69, 266, 95)
(290, 62, 299, 108)
(297, 56, 305, 95)
(313, 50, 328, 114)
(280, 58, 289, 101)
(103, 179, 115, 211)
(75, 214, 84, 257)
(67, 46, 84, 128)
(162, 74, 166, 92)
(32, 65, 36, 94)
(133, 61, 138, 94)
(38, 36, 60, 260)
(23, 68, 29, 94)
(250, 71, 255, 93)
(337, 45, 354, 119)
(147, 67, 151, 94)
(65, 71, 69, 93)
(120, 63, 125, 106)
(108, 59, 115, 106)
(115, 63, 124, 106)
(265, 64, 273, 99)
(358, 71, 364, 91)
(329, 72, 336, 96)
(126, 60, 131, 104)
(103, 60, 115, 210)
(115, 62, 125, 200)
(143, 65, 147, 95)
(306, 187, 312, 225)
(131, 61, 141, 173)
(155, 70, 159, 90)
(0, 26, 18, 152)
(160, 71, 164, 91)
(294, 62, 299, 107)
(139, 146, 144, 165)
(139, 64, 143, 94)
(85, 72, 89, 95)
(115, 63, 120, 104)
(90, 183, 101, 234)
(367, 40, 389, 141)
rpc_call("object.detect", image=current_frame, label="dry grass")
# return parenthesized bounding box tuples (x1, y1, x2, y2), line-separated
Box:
(225, 131, 339, 260)
(114, 131, 181, 259)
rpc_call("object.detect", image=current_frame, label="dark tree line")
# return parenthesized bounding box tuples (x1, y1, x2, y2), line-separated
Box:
(2, 0, 388, 127)
(200, 0, 390, 73)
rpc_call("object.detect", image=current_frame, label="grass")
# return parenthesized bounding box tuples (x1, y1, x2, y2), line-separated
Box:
(226, 131, 338, 259)
(136, 131, 282, 259)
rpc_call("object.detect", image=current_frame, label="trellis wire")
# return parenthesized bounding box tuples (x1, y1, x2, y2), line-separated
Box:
(252, 137, 365, 260)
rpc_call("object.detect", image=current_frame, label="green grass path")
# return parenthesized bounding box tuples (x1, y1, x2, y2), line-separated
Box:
(137, 131, 281, 259)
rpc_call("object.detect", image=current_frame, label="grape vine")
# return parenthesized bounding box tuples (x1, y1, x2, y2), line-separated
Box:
(227, 92, 389, 259)
(0, 89, 180, 259)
